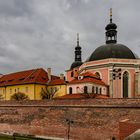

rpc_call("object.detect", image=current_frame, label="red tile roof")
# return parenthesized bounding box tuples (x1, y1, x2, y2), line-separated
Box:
(0, 68, 58, 87)
(57, 94, 86, 99)
(68, 77, 106, 86)
(80, 71, 97, 78)
(57, 94, 109, 99)
(48, 78, 66, 86)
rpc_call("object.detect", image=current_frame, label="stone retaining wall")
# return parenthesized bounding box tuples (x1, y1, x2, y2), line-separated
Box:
(0, 99, 139, 140)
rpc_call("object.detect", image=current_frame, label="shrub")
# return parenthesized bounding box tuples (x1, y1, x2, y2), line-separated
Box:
(11, 92, 29, 101)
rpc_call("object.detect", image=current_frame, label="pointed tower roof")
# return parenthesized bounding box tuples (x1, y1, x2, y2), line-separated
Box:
(70, 33, 83, 69)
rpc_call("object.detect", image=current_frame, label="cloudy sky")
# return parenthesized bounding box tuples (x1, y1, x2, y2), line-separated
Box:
(0, 0, 140, 75)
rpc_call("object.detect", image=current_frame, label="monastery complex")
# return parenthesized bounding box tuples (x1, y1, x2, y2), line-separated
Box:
(0, 9, 140, 100)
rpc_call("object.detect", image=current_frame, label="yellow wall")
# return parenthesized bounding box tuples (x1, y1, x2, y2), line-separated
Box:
(35, 84, 46, 100)
(0, 84, 46, 100)
(0, 87, 6, 100)
(48, 84, 67, 98)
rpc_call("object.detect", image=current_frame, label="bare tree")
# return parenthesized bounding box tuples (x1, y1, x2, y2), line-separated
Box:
(0, 94, 4, 100)
(40, 86, 59, 99)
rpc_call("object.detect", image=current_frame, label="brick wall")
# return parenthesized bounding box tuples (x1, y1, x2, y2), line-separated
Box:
(0, 99, 139, 140)
(119, 120, 140, 140)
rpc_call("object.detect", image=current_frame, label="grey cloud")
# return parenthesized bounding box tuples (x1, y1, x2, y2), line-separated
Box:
(0, 0, 139, 75)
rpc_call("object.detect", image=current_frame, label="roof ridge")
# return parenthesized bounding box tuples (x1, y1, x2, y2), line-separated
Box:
(2, 68, 38, 76)
(34, 68, 46, 82)
(23, 68, 38, 82)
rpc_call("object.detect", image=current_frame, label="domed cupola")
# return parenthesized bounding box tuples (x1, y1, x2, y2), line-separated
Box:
(70, 33, 83, 69)
(87, 9, 137, 62)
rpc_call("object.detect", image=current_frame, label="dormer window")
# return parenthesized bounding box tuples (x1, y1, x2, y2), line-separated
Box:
(19, 78, 25, 81)
(71, 71, 73, 77)
(0, 80, 5, 83)
(30, 76, 35, 79)
(78, 76, 83, 80)
(42, 77, 46, 80)
(8, 79, 14, 82)
(95, 72, 101, 79)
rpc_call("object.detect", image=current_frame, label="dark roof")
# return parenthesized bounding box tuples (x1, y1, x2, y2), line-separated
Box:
(0, 68, 58, 86)
(70, 61, 83, 69)
(88, 43, 137, 61)
(105, 22, 117, 30)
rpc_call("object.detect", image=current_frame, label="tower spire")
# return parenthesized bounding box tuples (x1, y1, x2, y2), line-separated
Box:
(105, 8, 117, 44)
(77, 33, 79, 46)
(75, 33, 82, 62)
(110, 8, 112, 23)
(70, 33, 83, 69)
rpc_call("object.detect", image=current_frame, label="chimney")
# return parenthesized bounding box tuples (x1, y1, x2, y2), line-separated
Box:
(0, 74, 3, 78)
(60, 73, 64, 80)
(47, 68, 51, 80)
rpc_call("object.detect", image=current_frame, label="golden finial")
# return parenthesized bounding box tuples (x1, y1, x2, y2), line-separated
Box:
(110, 8, 112, 23)
(110, 8, 112, 17)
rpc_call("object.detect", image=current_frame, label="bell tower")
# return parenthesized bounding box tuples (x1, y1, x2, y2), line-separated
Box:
(75, 33, 82, 62)
(105, 8, 117, 44)
(70, 33, 83, 70)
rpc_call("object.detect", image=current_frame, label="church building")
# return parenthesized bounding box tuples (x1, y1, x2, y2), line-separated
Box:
(66, 9, 140, 98)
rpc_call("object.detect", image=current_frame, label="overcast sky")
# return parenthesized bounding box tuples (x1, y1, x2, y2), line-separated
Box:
(0, 0, 140, 75)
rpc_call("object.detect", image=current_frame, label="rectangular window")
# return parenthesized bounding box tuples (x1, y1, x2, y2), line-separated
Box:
(92, 86, 95, 93)
(17, 88, 19, 93)
(99, 88, 102, 94)
(41, 87, 44, 92)
(96, 87, 98, 94)
(10, 88, 12, 94)
(25, 87, 28, 93)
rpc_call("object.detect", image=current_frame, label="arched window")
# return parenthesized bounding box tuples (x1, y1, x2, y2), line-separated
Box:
(76, 87, 79, 93)
(123, 71, 129, 98)
(95, 72, 101, 79)
(92, 86, 95, 93)
(10, 88, 12, 94)
(96, 87, 98, 94)
(69, 87, 72, 94)
(84, 86, 88, 93)
(99, 88, 102, 94)
(71, 71, 73, 77)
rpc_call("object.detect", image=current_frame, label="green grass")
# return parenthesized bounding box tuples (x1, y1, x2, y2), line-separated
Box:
(0, 135, 51, 140)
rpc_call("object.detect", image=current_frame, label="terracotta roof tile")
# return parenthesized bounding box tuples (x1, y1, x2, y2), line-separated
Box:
(48, 79, 66, 86)
(68, 77, 106, 86)
(0, 68, 58, 86)
(80, 72, 97, 78)
(57, 94, 86, 99)
(57, 94, 109, 99)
